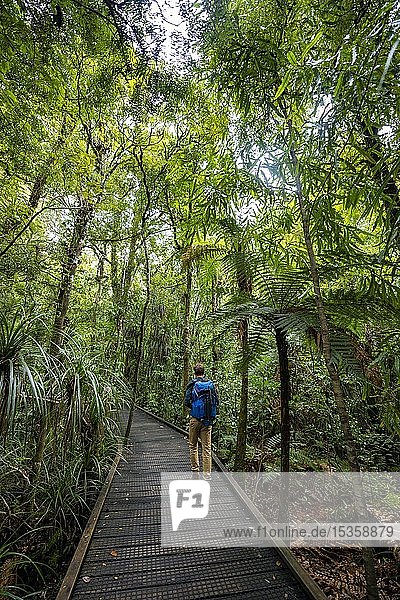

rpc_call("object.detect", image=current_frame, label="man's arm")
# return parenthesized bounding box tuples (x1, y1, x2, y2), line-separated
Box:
(184, 380, 194, 410)
(213, 382, 219, 410)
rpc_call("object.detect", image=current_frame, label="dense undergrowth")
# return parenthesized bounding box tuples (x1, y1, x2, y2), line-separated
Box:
(0, 317, 128, 598)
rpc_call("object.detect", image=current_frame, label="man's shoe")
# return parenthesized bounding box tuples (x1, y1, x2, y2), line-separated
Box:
(191, 471, 200, 479)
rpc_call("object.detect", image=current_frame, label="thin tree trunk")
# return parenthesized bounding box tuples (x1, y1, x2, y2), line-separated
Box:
(276, 326, 290, 472)
(90, 250, 105, 346)
(211, 276, 219, 379)
(110, 210, 143, 364)
(109, 237, 123, 363)
(234, 247, 252, 471)
(31, 413, 47, 476)
(288, 126, 359, 471)
(288, 120, 379, 600)
(50, 200, 94, 353)
(119, 227, 142, 368)
(125, 240, 151, 442)
(121, 227, 140, 304)
(234, 317, 249, 471)
(181, 262, 192, 400)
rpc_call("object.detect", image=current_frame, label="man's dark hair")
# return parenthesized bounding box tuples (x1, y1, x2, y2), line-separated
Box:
(194, 363, 205, 376)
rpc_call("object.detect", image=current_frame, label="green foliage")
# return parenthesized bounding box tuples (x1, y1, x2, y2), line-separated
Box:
(0, 314, 47, 441)
(0, 316, 128, 596)
(1, 0, 400, 596)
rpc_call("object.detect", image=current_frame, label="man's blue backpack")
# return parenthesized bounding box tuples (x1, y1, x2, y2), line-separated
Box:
(190, 380, 217, 426)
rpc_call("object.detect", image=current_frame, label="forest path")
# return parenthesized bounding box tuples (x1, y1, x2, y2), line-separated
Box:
(57, 408, 326, 600)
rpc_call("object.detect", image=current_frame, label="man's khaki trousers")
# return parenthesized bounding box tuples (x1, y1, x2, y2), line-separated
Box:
(188, 416, 212, 474)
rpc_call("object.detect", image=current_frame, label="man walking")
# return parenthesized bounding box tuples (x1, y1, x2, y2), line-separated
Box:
(184, 363, 218, 478)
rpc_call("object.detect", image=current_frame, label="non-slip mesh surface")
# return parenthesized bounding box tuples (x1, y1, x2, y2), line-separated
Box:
(69, 410, 311, 599)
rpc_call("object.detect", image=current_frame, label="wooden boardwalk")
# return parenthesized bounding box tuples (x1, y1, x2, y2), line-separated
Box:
(57, 408, 327, 600)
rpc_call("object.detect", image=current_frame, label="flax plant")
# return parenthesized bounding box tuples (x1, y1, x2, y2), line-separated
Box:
(0, 314, 129, 597)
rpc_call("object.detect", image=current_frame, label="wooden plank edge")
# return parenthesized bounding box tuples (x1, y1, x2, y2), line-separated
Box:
(135, 405, 328, 600)
(55, 442, 123, 600)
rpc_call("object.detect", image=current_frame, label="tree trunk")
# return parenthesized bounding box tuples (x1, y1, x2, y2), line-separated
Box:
(288, 130, 360, 471)
(181, 262, 192, 400)
(275, 326, 291, 472)
(125, 240, 151, 442)
(50, 200, 94, 353)
(234, 246, 252, 471)
(211, 276, 219, 379)
(91, 249, 105, 344)
(109, 216, 142, 365)
(31, 413, 48, 476)
(288, 120, 379, 600)
(109, 236, 123, 363)
(234, 317, 249, 471)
